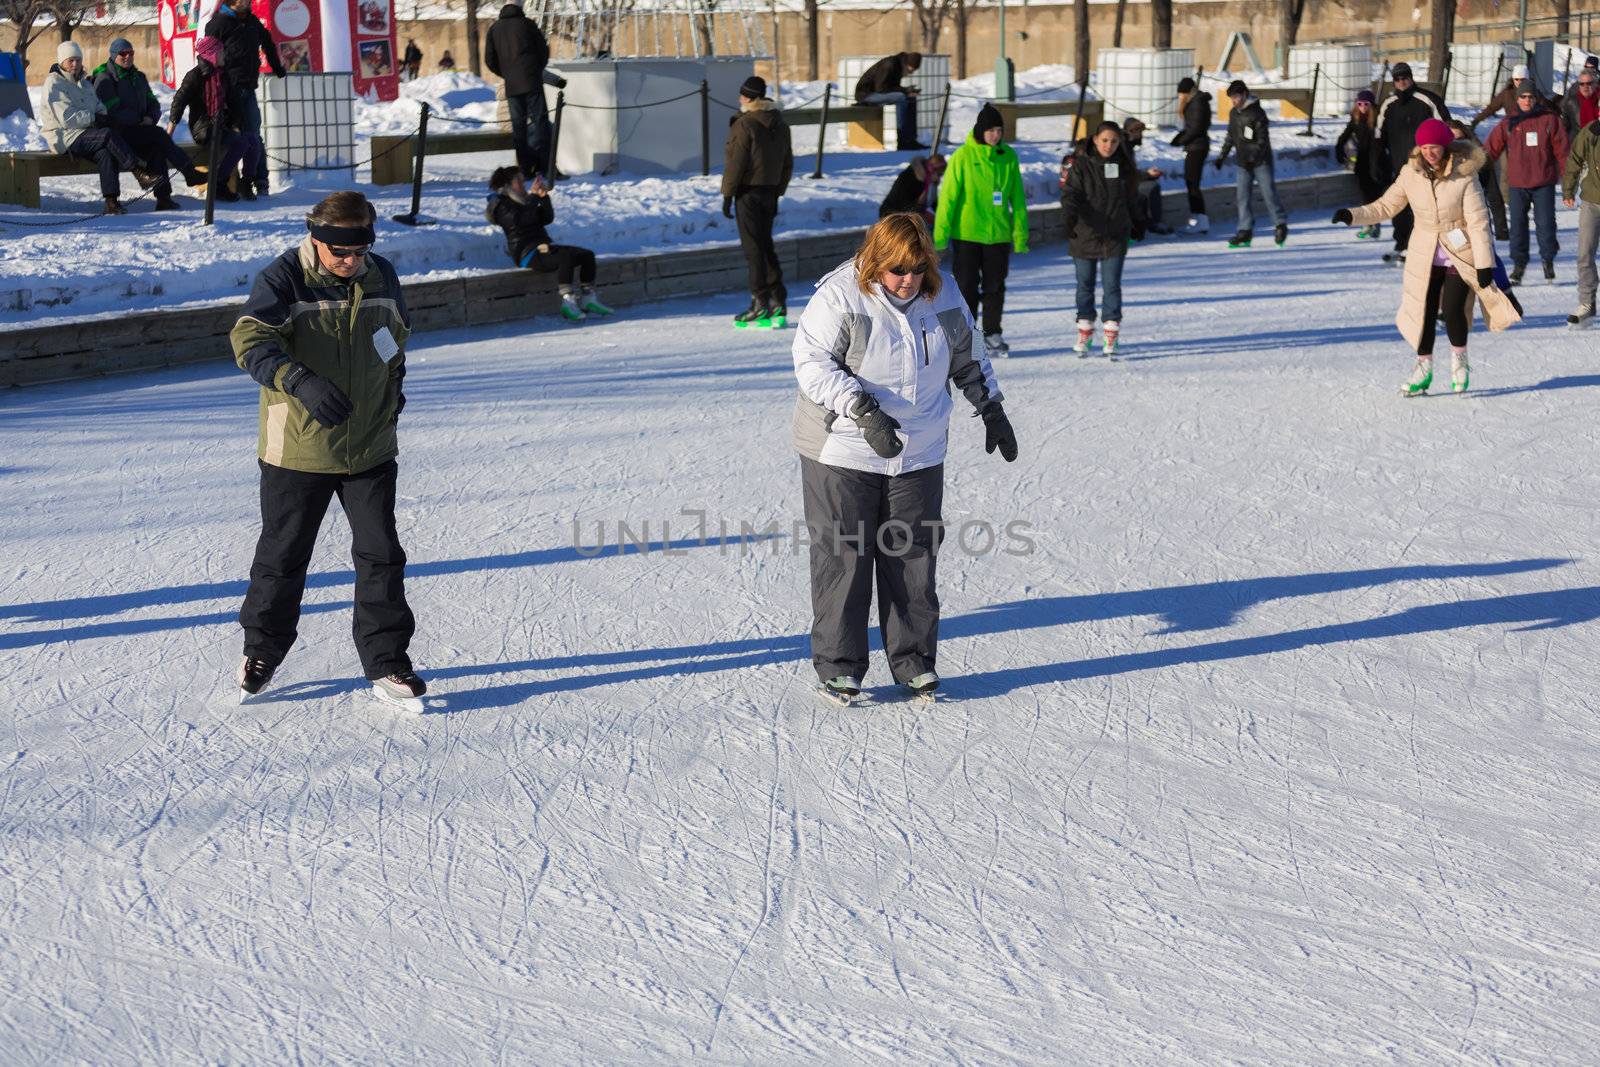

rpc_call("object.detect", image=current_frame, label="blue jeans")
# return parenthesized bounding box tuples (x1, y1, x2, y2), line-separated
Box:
(1235, 161, 1286, 233)
(860, 90, 919, 147)
(1508, 183, 1558, 269)
(1074, 254, 1125, 323)
(237, 91, 268, 182)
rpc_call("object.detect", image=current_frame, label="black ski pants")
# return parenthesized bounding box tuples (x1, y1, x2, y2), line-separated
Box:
(64, 128, 139, 198)
(736, 186, 786, 307)
(802, 457, 944, 685)
(116, 123, 193, 192)
(1417, 266, 1472, 356)
(240, 458, 416, 679)
(507, 88, 553, 179)
(951, 239, 1010, 337)
(1184, 148, 1208, 216)
(526, 243, 597, 286)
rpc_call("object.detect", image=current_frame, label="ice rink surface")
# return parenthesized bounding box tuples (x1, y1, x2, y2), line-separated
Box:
(3, 213, 1598, 1063)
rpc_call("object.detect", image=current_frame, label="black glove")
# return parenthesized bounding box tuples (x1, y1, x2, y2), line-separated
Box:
(1213, 157, 1225, 171)
(850, 393, 903, 459)
(981, 404, 1018, 463)
(1131, 223, 1147, 241)
(1063, 214, 1078, 234)
(1477, 267, 1495, 289)
(1331, 208, 1353, 225)
(552, 75, 568, 89)
(1169, 133, 1182, 146)
(281, 363, 353, 428)
(722, 196, 734, 219)
(393, 391, 406, 424)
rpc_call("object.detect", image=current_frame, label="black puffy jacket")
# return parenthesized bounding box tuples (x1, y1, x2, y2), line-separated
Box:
(1372, 85, 1447, 180)
(485, 5, 550, 97)
(203, 7, 285, 92)
(1219, 97, 1272, 169)
(488, 190, 555, 264)
(1171, 90, 1212, 152)
(169, 60, 246, 145)
(1060, 142, 1142, 260)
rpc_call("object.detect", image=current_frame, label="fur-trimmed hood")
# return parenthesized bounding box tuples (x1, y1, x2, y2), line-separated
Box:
(1406, 140, 1487, 178)
(740, 97, 776, 113)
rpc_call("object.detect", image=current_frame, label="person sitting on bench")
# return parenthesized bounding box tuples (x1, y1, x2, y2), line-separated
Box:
(486, 166, 611, 322)
(40, 40, 158, 215)
(93, 38, 207, 210)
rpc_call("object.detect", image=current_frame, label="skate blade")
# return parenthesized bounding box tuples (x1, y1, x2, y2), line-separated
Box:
(371, 684, 424, 714)
(238, 688, 254, 705)
(816, 687, 863, 708)
(1401, 388, 1430, 398)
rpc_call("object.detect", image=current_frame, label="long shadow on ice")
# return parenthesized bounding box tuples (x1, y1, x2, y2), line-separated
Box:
(1468, 374, 1600, 398)
(426, 558, 1569, 711)
(0, 534, 780, 644)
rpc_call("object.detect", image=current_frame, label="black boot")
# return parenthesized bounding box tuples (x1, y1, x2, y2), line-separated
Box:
(103, 196, 127, 215)
(733, 299, 768, 324)
(130, 166, 160, 190)
(154, 183, 182, 210)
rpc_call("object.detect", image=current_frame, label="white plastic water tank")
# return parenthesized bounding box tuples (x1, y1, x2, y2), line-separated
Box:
(1287, 43, 1373, 116)
(838, 54, 951, 143)
(260, 73, 355, 187)
(1449, 42, 1524, 108)
(1094, 48, 1195, 127)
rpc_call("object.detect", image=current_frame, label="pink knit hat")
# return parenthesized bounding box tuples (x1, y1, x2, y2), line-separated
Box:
(1415, 118, 1454, 148)
(195, 36, 224, 64)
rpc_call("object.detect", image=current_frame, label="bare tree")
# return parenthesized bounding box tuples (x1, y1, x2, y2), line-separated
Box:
(1075, 0, 1089, 87)
(1151, 0, 1172, 49)
(1113, 0, 1127, 49)
(1280, 0, 1307, 64)
(466, 0, 481, 74)
(805, 0, 818, 80)
(43, 0, 97, 42)
(1556, 0, 1571, 38)
(954, 0, 967, 79)
(1428, 0, 1455, 90)
(0, 0, 52, 69)
(909, 0, 957, 54)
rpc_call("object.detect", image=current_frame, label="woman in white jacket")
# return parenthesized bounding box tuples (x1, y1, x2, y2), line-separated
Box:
(792, 213, 1018, 704)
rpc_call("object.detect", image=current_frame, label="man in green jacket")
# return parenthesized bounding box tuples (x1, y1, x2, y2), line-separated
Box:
(1563, 116, 1600, 327)
(230, 191, 427, 709)
(933, 103, 1029, 356)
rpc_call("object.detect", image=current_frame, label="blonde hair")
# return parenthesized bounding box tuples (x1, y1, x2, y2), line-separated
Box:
(854, 213, 942, 299)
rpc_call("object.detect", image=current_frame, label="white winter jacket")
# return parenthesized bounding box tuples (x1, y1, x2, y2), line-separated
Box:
(40, 64, 106, 154)
(792, 261, 1003, 475)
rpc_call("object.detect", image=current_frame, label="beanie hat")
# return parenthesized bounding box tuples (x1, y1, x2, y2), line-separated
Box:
(1414, 117, 1453, 148)
(56, 40, 83, 64)
(195, 35, 224, 65)
(1512, 63, 1529, 79)
(974, 102, 1003, 138)
(1122, 117, 1146, 138)
(1515, 78, 1536, 96)
(1176, 76, 1196, 93)
(108, 38, 134, 58)
(739, 75, 767, 99)
(1586, 55, 1599, 69)
(1390, 61, 1413, 80)
(1226, 79, 1248, 97)
(1355, 88, 1375, 105)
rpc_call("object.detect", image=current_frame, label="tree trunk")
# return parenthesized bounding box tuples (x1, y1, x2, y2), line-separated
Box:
(1280, 0, 1305, 65)
(1075, 0, 1089, 87)
(466, 0, 480, 76)
(806, 0, 818, 80)
(1556, 0, 1571, 39)
(1428, 0, 1451, 90)
(955, 0, 967, 79)
(12, 17, 39, 70)
(1151, 0, 1172, 49)
(1113, 0, 1126, 48)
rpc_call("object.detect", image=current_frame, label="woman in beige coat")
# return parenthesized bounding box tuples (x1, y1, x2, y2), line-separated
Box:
(1333, 117, 1521, 396)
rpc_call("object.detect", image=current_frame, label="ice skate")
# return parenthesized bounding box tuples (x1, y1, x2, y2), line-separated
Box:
(818, 675, 863, 708)
(1073, 319, 1094, 357)
(733, 299, 768, 328)
(1226, 230, 1252, 249)
(1544, 262, 1557, 285)
(237, 656, 275, 703)
(1182, 214, 1209, 236)
(904, 672, 940, 703)
(1450, 348, 1470, 394)
(372, 669, 427, 713)
(984, 332, 1010, 358)
(1101, 321, 1122, 360)
(579, 287, 614, 316)
(559, 289, 586, 322)
(757, 305, 787, 329)
(1401, 356, 1433, 398)
(1568, 302, 1595, 329)
(1509, 264, 1525, 285)
(1383, 250, 1406, 267)
(1273, 222, 1288, 247)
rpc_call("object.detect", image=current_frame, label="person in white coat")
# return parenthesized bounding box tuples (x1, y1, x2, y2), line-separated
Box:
(792, 212, 1018, 702)
(39, 40, 151, 214)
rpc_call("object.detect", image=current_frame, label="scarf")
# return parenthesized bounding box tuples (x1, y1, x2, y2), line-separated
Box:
(1581, 91, 1600, 128)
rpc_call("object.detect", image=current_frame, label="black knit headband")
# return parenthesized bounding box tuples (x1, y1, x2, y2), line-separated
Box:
(307, 221, 375, 247)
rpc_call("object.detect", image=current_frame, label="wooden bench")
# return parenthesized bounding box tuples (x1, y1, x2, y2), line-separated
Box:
(0, 142, 206, 208)
(782, 103, 886, 150)
(369, 129, 512, 185)
(991, 98, 1106, 141)
(1217, 86, 1316, 121)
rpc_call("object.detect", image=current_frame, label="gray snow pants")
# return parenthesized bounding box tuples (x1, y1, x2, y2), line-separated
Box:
(801, 457, 944, 685)
(1578, 199, 1600, 310)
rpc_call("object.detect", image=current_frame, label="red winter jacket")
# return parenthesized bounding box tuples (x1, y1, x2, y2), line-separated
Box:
(1486, 106, 1570, 188)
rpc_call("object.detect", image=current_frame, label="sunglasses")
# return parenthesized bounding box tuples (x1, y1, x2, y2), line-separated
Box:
(886, 263, 928, 277)
(325, 245, 370, 260)
(113, 49, 134, 57)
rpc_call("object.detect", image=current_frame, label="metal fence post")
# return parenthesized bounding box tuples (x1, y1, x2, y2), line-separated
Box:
(700, 79, 710, 177)
(930, 83, 951, 157)
(203, 127, 220, 227)
(810, 82, 832, 179)
(1302, 64, 1320, 137)
(548, 90, 566, 182)
(392, 101, 434, 226)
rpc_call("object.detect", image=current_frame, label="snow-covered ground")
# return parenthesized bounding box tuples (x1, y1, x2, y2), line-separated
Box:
(0, 66, 1344, 327)
(3, 207, 1599, 1062)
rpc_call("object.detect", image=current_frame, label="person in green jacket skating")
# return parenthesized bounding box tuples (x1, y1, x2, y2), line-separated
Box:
(933, 103, 1030, 356)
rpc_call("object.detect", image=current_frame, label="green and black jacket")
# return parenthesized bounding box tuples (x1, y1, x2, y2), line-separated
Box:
(91, 62, 160, 127)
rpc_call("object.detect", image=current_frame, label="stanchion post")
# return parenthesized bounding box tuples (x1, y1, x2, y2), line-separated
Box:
(930, 82, 951, 158)
(393, 102, 435, 226)
(203, 127, 220, 227)
(700, 79, 711, 177)
(1486, 53, 1504, 114)
(548, 90, 566, 183)
(810, 82, 832, 179)
(1302, 64, 1320, 137)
